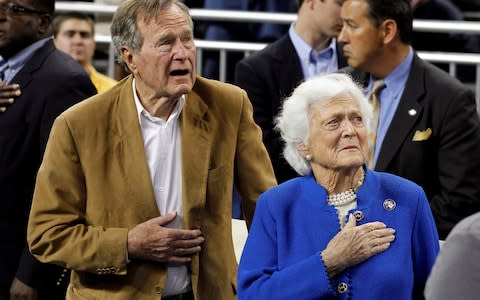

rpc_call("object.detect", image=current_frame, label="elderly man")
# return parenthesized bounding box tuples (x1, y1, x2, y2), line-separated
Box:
(235, 0, 347, 183)
(338, 0, 480, 239)
(0, 0, 96, 299)
(27, 0, 276, 299)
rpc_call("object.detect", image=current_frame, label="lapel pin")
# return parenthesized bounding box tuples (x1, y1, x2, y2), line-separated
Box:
(383, 199, 396, 211)
(408, 109, 417, 116)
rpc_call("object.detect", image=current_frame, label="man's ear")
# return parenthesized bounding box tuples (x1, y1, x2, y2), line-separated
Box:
(38, 15, 52, 35)
(381, 19, 398, 44)
(120, 47, 136, 74)
(305, 0, 316, 10)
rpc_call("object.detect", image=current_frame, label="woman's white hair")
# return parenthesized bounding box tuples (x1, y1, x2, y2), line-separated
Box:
(275, 73, 373, 176)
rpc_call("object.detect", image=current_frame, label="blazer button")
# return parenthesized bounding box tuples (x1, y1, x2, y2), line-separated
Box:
(337, 282, 348, 294)
(353, 210, 364, 221)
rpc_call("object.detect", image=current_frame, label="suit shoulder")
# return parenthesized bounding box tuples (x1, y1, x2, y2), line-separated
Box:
(194, 76, 246, 100)
(237, 34, 290, 66)
(43, 49, 89, 77)
(34, 49, 96, 94)
(448, 212, 480, 240)
(418, 58, 469, 93)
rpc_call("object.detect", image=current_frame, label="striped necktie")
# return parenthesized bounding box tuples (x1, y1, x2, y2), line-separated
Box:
(0, 59, 8, 82)
(367, 79, 386, 168)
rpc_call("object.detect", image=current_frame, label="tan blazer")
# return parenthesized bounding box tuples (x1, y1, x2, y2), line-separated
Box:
(27, 75, 276, 300)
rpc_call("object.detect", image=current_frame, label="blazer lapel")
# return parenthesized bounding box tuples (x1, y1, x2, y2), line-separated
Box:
(115, 76, 159, 218)
(11, 39, 55, 90)
(181, 81, 211, 228)
(179, 80, 212, 296)
(375, 55, 425, 171)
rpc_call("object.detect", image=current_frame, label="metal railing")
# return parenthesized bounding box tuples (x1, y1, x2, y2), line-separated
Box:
(55, 2, 480, 32)
(195, 40, 480, 106)
(57, 2, 480, 105)
(464, 11, 480, 21)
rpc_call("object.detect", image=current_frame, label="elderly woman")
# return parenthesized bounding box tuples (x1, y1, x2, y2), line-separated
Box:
(238, 73, 439, 299)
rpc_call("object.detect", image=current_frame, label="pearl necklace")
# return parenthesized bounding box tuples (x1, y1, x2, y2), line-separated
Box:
(327, 189, 357, 206)
(326, 169, 365, 206)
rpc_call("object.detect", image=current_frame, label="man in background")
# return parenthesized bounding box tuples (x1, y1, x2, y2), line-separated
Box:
(53, 12, 116, 93)
(339, 0, 480, 239)
(235, 0, 347, 183)
(0, 0, 97, 299)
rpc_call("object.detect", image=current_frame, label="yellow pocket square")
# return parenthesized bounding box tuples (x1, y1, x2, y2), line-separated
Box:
(412, 128, 432, 141)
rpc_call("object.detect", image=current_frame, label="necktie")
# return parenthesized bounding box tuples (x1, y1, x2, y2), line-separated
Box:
(367, 79, 386, 168)
(0, 59, 8, 82)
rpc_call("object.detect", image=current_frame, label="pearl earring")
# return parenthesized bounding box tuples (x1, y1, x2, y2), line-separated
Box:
(305, 154, 312, 161)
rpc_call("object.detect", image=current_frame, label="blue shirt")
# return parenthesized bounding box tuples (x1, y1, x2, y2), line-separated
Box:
(289, 23, 339, 79)
(0, 37, 51, 84)
(368, 47, 414, 167)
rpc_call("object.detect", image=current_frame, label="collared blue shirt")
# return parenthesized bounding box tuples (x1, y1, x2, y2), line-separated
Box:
(1, 37, 51, 84)
(368, 47, 414, 167)
(289, 23, 339, 79)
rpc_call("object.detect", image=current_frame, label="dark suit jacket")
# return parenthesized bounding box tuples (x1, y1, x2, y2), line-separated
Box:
(235, 34, 348, 183)
(346, 54, 480, 239)
(0, 39, 96, 298)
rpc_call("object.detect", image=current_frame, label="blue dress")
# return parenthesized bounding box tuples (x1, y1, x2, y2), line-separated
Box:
(238, 168, 439, 300)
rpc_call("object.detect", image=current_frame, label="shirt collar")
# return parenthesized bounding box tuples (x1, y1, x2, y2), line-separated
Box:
(133, 78, 185, 126)
(311, 38, 335, 62)
(289, 23, 336, 63)
(369, 46, 414, 92)
(6, 37, 51, 71)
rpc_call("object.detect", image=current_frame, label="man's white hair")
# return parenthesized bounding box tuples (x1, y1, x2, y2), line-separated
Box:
(275, 73, 373, 176)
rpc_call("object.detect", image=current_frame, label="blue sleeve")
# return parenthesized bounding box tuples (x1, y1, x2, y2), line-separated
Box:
(237, 193, 336, 300)
(412, 188, 440, 299)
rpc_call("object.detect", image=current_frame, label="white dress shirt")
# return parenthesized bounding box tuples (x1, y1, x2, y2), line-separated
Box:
(133, 79, 190, 296)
